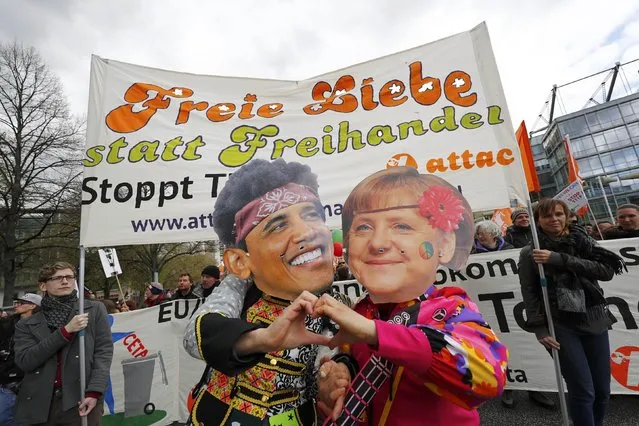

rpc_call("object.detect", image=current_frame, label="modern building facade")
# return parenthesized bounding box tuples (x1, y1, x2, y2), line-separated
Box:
(534, 91, 639, 221)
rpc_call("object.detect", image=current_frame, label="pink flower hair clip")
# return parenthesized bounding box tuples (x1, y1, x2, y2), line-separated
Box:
(418, 186, 465, 233)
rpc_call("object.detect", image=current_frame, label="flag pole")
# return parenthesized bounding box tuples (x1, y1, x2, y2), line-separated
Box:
(596, 175, 616, 223)
(526, 202, 570, 426)
(78, 246, 88, 426)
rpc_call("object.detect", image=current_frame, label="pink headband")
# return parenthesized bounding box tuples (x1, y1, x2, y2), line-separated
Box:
(233, 183, 320, 244)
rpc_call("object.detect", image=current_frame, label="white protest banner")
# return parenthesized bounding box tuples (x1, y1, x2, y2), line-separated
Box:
(98, 248, 122, 277)
(553, 180, 588, 213)
(100, 239, 639, 425)
(81, 22, 528, 247)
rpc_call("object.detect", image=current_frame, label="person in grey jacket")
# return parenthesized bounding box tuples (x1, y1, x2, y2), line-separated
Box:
(518, 199, 625, 426)
(13, 261, 113, 425)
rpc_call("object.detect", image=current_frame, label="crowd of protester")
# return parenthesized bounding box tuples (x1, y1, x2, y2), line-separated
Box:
(0, 198, 636, 425)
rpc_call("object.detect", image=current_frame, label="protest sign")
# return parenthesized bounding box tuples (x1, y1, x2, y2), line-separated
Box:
(102, 238, 639, 425)
(81, 22, 527, 247)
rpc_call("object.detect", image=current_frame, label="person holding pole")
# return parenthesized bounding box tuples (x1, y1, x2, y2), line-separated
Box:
(518, 199, 626, 426)
(13, 262, 113, 425)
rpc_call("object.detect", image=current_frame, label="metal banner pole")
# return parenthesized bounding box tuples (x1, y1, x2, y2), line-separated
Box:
(526, 203, 570, 426)
(78, 246, 88, 426)
(597, 176, 616, 223)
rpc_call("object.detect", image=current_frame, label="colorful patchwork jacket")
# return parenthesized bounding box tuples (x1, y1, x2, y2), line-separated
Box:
(190, 285, 322, 426)
(341, 285, 508, 426)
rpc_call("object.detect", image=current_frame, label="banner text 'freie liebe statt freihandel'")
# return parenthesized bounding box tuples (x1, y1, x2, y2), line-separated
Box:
(80, 22, 528, 248)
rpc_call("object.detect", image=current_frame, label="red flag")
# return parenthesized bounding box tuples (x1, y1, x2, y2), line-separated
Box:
(564, 135, 582, 183)
(515, 121, 541, 192)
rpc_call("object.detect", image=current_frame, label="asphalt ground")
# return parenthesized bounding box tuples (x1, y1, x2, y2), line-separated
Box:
(170, 394, 638, 425)
(478, 393, 639, 425)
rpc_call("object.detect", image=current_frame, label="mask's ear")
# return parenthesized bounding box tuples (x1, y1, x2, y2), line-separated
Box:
(223, 248, 252, 280)
(438, 231, 457, 264)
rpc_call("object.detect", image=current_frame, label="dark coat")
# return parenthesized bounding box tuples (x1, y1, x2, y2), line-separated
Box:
(518, 237, 615, 340)
(504, 225, 532, 248)
(13, 300, 113, 424)
(0, 315, 23, 385)
(603, 227, 639, 240)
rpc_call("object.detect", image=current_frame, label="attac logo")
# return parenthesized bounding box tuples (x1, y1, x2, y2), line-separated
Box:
(611, 345, 639, 391)
(386, 153, 418, 169)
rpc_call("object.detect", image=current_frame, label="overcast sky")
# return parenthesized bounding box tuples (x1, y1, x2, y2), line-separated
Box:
(2, 0, 639, 132)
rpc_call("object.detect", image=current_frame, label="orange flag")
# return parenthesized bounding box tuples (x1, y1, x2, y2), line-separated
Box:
(491, 208, 513, 235)
(515, 121, 540, 192)
(564, 135, 582, 183)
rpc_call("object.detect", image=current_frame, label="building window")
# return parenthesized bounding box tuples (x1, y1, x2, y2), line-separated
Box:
(591, 126, 631, 152)
(610, 147, 638, 171)
(585, 107, 624, 132)
(571, 135, 597, 156)
(560, 116, 589, 139)
(627, 122, 639, 142)
(577, 156, 603, 178)
(620, 99, 639, 121)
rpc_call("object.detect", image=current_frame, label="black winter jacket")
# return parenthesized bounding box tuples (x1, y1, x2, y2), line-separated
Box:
(504, 225, 532, 248)
(518, 231, 615, 340)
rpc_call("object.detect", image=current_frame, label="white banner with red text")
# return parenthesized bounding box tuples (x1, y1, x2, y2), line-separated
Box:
(81, 22, 528, 247)
(102, 238, 639, 425)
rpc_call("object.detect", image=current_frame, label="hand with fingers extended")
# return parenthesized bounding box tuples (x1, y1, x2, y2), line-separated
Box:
(313, 293, 377, 348)
(235, 291, 331, 355)
(64, 313, 89, 334)
(317, 356, 351, 421)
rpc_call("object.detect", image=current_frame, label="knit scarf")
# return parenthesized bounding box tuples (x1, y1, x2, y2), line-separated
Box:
(41, 290, 78, 330)
(538, 224, 626, 325)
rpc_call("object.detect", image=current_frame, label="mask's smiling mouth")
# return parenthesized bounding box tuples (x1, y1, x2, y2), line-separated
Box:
(290, 248, 322, 266)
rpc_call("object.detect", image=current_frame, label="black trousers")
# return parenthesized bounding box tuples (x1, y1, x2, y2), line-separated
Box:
(33, 390, 103, 426)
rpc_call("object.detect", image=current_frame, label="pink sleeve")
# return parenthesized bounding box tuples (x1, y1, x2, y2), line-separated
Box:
(374, 320, 433, 377)
(373, 288, 508, 409)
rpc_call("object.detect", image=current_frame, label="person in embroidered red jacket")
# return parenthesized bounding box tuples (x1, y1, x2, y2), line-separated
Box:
(315, 167, 508, 425)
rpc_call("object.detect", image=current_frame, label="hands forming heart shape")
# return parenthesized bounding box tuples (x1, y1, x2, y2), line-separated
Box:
(268, 291, 378, 353)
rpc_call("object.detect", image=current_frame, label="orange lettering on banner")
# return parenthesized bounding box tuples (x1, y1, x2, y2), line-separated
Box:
(444, 71, 477, 107)
(421, 148, 514, 173)
(106, 83, 193, 133)
(302, 75, 359, 115)
(360, 78, 379, 111)
(409, 62, 442, 106)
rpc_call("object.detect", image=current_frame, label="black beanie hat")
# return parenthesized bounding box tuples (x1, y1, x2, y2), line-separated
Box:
(201, 265, 220, 279)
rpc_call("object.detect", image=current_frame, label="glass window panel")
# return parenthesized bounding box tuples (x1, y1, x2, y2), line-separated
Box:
(571, 135, 596, 156)
(560, 116, 589, 138)
(620, 99, 639, 119)
(628, 122, 639, 140)
(577, 157, 594, 178)
(586, 112, 601, 132)
(592, 132, 607, 149)
(600, 153, 615, 173)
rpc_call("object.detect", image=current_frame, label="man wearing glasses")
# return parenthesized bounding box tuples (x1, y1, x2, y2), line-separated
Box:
(13, 262, 113, 426)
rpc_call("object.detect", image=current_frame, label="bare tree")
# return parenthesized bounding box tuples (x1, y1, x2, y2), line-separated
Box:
(128, 242, 218, 283)
(0, 42, 82, 304)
